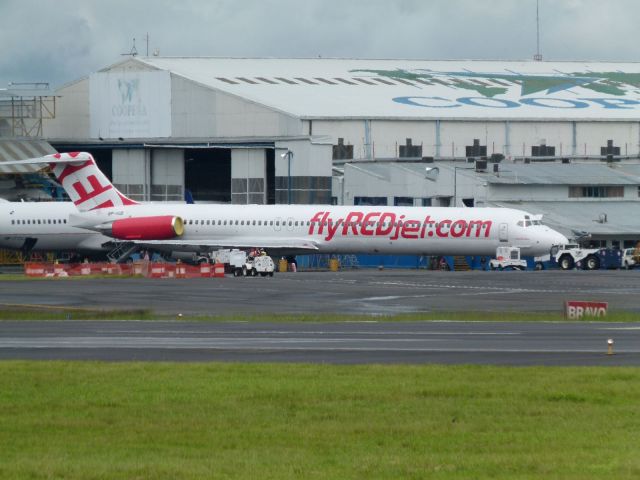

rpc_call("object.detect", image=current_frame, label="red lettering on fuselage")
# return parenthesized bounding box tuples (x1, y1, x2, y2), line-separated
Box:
(307, 211, 493, 242)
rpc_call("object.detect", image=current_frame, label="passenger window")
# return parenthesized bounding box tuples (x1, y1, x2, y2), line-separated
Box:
(11, 220, 14, 225)
(63, 219, 67, 224)
(223, 220, 227, 225)
(235, 220, 239, 225)
(270, 221, 274, 226)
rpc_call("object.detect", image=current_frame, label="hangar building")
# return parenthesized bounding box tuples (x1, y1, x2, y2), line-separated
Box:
(0, 57, 636, 247)
(41, 57, 640, 196)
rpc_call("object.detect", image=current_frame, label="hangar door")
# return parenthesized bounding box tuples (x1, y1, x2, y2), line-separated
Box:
(184, 149, 230, 202)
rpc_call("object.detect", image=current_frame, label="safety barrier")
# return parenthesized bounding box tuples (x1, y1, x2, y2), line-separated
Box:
(23, 261, 229, 279)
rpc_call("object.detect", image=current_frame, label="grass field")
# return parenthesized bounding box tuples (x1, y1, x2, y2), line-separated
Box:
(1, 361, 639, 479)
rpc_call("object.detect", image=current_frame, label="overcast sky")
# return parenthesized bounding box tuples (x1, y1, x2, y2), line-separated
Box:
(1, 0, 639, 89)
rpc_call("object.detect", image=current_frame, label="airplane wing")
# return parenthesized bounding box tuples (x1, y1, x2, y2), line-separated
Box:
(132, 237, 320, 252)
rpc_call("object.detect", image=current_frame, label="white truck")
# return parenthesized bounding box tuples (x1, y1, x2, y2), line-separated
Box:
(550, 244, 601, 270)
(622, 247, 640, 269)
(229, 250, 275, 277)
(490, 246, 527, 271)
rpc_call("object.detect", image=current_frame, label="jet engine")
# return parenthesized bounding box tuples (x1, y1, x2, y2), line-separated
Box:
(107, 216, 185, 240)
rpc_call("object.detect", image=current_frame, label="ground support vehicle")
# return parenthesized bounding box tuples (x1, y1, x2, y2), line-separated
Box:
(489, 246, 527, 271)
(229, 250, 275, 277)
(622, 247, 640, 269)
(253, 256, 275, 276)
(549, 244, 601, 270)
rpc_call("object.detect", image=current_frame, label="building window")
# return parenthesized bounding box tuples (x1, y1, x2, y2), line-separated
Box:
(569, 186, 624, 198)
(601, 139, 620, 160)
(394, 196, 414, 206)
(399, 138, 422, 158)
(421, 198, 432, 206)
(332, 138, 354, 160)
(532, 143, 555, 157)
(354, 196, 388, 206)
(466, 139, 487, 158)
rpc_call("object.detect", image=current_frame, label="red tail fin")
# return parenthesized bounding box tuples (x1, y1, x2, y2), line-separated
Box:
(47, 152, 138, 211)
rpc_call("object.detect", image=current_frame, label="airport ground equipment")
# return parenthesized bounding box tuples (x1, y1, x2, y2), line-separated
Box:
(228, 250, 275, 277)
(537, 245, 623, 270)
(622, 246, 640, 269)
(489, 246, 527, 271)
(550, 244, 602, 270)
(253, 256, 275, 276)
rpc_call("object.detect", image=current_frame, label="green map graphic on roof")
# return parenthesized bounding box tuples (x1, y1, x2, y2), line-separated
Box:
(350, 68, 640, 98)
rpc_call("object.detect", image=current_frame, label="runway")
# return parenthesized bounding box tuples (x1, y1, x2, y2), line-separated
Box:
(1, 320, 639, 365)
(1, 269, 640, 315)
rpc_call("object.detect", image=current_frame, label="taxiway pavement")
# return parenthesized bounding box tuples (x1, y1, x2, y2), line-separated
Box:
(1, 269, 640, 315)
(0, 320, 638, 365)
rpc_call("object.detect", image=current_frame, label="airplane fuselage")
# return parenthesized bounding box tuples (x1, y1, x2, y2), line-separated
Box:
(0, 201, 566, 257)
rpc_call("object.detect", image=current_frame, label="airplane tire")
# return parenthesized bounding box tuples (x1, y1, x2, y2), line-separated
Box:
(268, 271, 274, 277)
(535, 262, 544, 271)
(585, 255, 600, 271)
(559, 255, 574, 270)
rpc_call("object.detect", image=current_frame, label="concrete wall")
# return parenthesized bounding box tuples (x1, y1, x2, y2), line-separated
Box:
(43, 80, 90, 139)
(112, 149, 149, 201)
(151, 149, 184, 201)
(172, 75, 303, 138)
(274, 139, 332, 204)
(310, 118, 640, 160)
(231, 148, 266, 204)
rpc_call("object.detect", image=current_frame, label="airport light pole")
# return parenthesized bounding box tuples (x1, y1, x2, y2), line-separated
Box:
(281, 150, 294, 204)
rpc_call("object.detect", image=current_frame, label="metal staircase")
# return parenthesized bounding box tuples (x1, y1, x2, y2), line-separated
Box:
(106, 242, 138, 263)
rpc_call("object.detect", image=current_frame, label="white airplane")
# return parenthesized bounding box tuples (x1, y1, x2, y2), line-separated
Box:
(0, 152, 568, 259)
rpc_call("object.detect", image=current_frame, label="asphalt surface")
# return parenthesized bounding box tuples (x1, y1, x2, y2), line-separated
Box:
(1, 269, 640, 315)
(1, 270, 639, 365)
(0, 320, 639, 365)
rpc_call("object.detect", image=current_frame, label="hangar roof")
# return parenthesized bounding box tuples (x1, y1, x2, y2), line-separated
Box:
(343, 161, 640, 186)
(132, 57, 640, 121)
(490, 200, 640, 236)
(483, 163, 640, 185)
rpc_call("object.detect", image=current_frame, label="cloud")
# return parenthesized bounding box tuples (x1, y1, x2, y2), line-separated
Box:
(0, 0, 638, 89)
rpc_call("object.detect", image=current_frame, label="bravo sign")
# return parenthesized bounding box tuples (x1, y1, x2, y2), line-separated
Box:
(565, 301, 608, 319)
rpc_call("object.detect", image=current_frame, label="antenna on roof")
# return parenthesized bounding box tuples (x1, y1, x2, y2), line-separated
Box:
(121, 38, 138, 57)
(533, 0, 542, 61)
